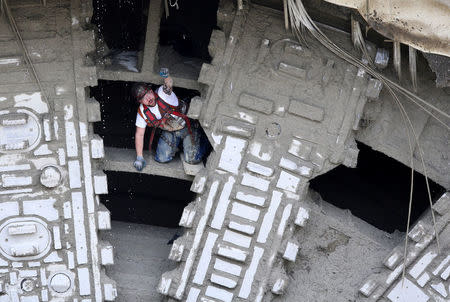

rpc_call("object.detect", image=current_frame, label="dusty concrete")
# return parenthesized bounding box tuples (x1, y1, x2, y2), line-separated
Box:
(0, 0, 448, 301)
(101, 221, 178, 302)
(0, 0, 116, 301)
(100, 194, 401, 302)
(158, 45, 204, 80)
(101, 147, 193, 181)
(356, 192, 450, 301)
(158, 3, 449, 301)
(357, 79, 450, 189)
(423, 53, 450, 88)
(158, 4, 389, 301)
(280, 191, 401, 302)
(324, 0, 450, 57)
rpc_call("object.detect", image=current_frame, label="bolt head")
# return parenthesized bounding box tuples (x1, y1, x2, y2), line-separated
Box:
(21, 278, 35, 292)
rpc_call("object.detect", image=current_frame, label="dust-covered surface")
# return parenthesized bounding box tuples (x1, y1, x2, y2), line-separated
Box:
(279, 191, 401, 301)
(101, 221, 179, 302)
(158, 45, 204, 80)
(101, 196, 400, 302)
(423, 53, 450, 88)
(0, 0, 448, 301)
(156, 2, 448, 300)
(356, 78, 450, 189)
(323, 0, 450, 57)
(0, 0, 117, 301)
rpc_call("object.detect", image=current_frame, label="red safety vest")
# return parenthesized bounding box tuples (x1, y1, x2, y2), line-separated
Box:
(137, 93, 194, 149)
(138, 94, 175, 128)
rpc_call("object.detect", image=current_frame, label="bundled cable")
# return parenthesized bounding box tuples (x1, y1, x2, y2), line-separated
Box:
(351, 15, 374, 67)
(286, 0, 449, 283)
(286, 0, 450, 130)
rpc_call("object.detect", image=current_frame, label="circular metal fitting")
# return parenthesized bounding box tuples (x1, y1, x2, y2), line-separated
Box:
(49, 273, 71, 293)
(21, 278, 35, 292)
(40, 166, 62, 188)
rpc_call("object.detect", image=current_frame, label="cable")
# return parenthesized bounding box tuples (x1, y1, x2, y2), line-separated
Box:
(287, 0, 450, 127)
(286, 0, 443, 278)
(2, 0, 53, 113)
(351, 15, 374, 67)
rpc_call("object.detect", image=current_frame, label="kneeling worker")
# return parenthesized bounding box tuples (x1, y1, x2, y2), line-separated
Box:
(132, 77, 205, 171)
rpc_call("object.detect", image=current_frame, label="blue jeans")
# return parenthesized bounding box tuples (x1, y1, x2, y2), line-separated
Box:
(155, 126, 206, 164)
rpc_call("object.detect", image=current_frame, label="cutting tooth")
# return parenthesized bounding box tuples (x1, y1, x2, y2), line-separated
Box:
(409, 46, 417, 92)
(393, 41, 402, 81)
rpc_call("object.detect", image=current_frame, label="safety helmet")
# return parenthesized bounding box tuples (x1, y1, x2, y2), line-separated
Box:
(131, 83, 153, 102)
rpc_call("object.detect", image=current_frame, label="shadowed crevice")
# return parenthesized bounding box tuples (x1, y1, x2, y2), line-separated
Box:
(310, 142, 446, 233)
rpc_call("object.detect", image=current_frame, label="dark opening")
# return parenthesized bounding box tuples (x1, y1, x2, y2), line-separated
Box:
(310, 142, 446, 233)
(91, 0, 150, 71)
(92, 0, 149, 51)
(158, 0, 219, 78)
(91, 79, 211, 227)
(91, 79, 206, 150)
(101, 171, 194, 227)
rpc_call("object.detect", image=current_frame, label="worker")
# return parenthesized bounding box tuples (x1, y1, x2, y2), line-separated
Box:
(132, 77, 205, 171)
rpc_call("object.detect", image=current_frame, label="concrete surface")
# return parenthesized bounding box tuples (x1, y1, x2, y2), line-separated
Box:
(423, 53, 450, 88)
(158, 4, 383, 301)
(0, 0, 448, 301)
(158, 45, 204, 80)
(356, 192, 450, 301)
(158, 3, 449, 301)
(102, 147, 194, 181)
(101, 221, 178, 302)
(281, 190, 401, 301)
(101, 193, 400, 302)
(357, 83, 450, 189)
(324, 0, 450, 57)
(0, 0, 117, 301)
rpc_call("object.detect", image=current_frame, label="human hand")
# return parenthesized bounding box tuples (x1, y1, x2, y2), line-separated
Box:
(133, 155, 146, 171)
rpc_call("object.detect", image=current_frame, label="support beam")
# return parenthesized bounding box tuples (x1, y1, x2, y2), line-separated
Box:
(102, 147, 194, 181)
